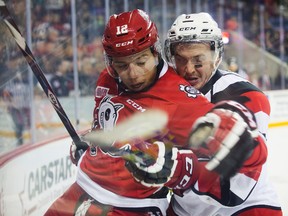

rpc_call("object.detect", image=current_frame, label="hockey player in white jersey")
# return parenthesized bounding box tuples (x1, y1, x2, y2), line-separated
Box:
(163, 12, 282, 216)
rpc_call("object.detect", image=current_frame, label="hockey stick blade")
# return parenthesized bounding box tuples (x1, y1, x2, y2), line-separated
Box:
(83, 109, 168, 147)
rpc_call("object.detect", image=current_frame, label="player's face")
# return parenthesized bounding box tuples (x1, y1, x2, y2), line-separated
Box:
(173, 43, 216, 89)
(111, 48, 158, 92)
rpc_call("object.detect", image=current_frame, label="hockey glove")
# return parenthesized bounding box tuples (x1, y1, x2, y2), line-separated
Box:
(70, 140, 89, 165)
(188, 100, 259, 180)
(125, 141, 199, 190)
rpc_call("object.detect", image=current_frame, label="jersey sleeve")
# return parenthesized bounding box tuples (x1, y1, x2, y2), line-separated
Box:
(191, 84, 270, 207)
(213, 78, 271, 138)
(241, 91, 270, 138)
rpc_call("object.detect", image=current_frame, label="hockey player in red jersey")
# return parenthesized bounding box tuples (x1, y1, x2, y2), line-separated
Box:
(162, 13, 283, 216)
(48, 9, 267, 216)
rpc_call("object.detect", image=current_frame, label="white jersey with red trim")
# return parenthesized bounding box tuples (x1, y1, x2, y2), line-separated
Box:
(170, 70, 282, 216)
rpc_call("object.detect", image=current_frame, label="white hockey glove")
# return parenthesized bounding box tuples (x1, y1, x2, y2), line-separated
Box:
(189, 100, 259, 179)
(125, 140, 199, 190)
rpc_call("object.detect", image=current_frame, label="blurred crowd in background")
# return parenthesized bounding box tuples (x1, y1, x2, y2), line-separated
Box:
(0, 0, 288, 147)
(1, 0, 288, 96)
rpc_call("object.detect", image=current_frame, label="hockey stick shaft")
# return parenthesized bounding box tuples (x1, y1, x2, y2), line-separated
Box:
(0, 1, 82, 144)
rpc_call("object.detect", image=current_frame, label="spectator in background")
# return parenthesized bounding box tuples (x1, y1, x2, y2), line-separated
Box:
(258, 73, 272, 91)
(249, 73, 261, 88)
(255, 59, 272, 91)
(3, 72, 31, 145)
(273, 68, 288, 90)
(50, 59, 73, 97)
(227, 56, 250, 80)
(78, 57, 99, 96)
(225, 16, 238, 31)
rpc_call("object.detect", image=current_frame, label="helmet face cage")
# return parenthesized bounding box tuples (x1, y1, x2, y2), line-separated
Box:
(164, 13, 224, 70)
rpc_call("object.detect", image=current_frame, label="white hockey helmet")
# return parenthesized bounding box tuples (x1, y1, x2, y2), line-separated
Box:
(164, 13, 224, 69)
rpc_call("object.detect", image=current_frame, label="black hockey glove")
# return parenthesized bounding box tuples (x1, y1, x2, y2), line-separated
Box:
(70, 139, 89, 165)
(188, 100, 259, 180)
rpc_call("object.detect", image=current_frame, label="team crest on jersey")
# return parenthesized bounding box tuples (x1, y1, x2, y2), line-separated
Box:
(95, 86, 109, 98)
(179, 84, 200, 98)
(98, 96, 124, 131)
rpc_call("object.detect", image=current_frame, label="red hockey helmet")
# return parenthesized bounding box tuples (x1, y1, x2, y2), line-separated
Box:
(102, 9, 159, 57)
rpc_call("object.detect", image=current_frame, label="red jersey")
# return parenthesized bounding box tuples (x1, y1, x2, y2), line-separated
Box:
(77, 62, 212, 213)
(84, 63, 274, 215)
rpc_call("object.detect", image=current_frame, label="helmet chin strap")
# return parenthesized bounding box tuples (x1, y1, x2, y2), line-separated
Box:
(208, 54, 222, 82)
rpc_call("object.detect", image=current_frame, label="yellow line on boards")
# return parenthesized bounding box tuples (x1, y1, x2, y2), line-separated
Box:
(269, 122, 288, 128)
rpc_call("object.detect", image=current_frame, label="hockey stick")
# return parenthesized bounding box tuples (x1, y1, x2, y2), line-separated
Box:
(0, 0, 82, 145)
(0, 1, 168, 164)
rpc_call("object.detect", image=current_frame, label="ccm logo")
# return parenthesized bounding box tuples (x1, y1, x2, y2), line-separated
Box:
(180, 27, 196, 31)
(175, 156, 193, 189)
(116, 40, 133, 47)
(126, 99, 146, 112)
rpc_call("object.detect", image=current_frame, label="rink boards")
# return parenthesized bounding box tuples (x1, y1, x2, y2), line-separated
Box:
(0, 90, 287, 215)
(0, 136, 77, 215)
